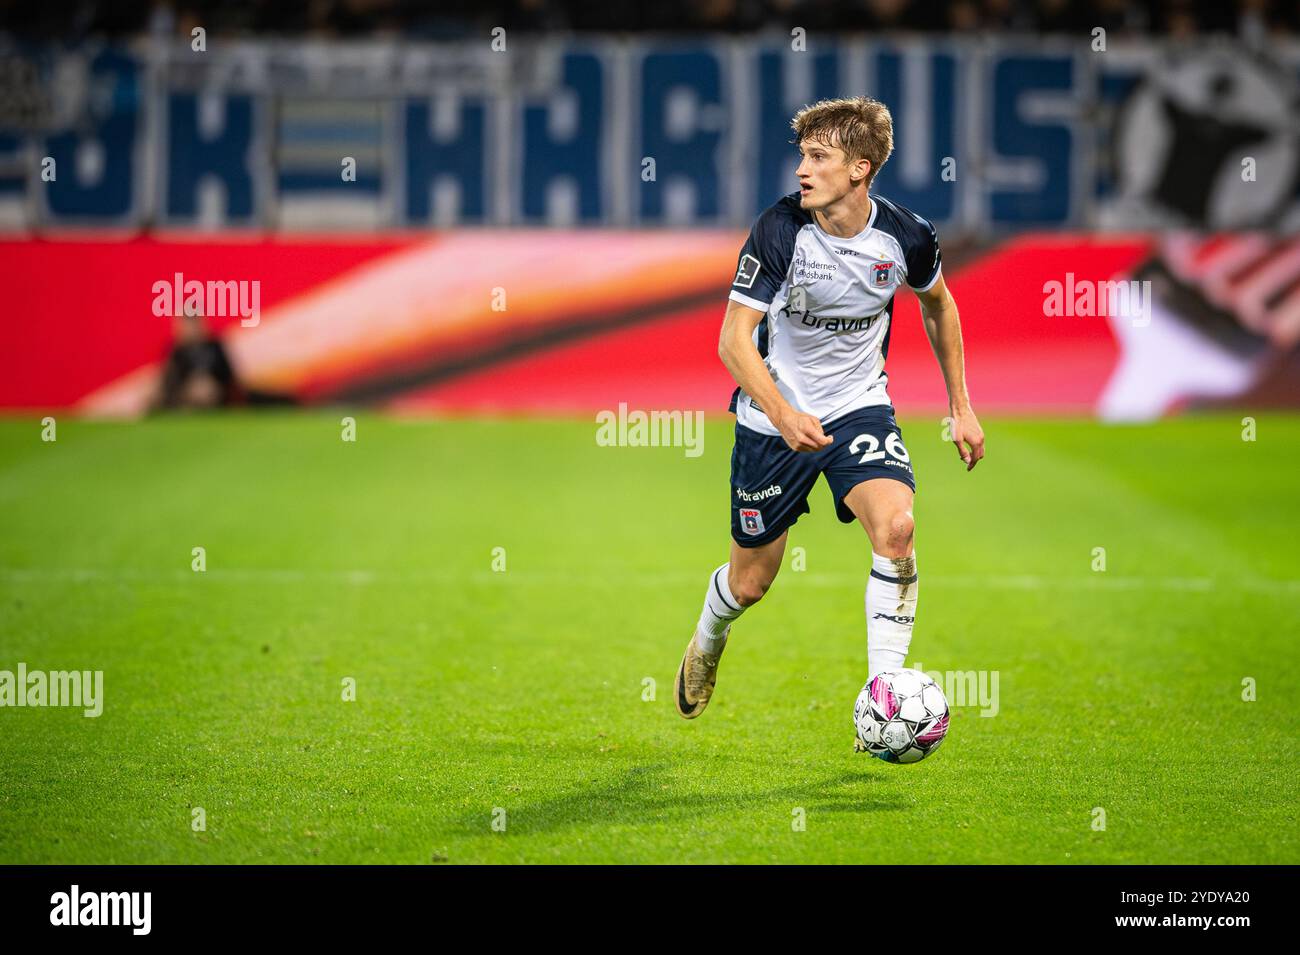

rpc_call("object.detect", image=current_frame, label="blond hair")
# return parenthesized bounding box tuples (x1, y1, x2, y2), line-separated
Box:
(791, 96, 894, 189)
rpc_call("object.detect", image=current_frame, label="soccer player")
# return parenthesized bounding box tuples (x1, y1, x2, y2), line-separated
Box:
(674, 97, 985, 740)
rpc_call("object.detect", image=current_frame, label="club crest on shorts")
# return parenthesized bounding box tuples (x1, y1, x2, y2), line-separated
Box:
(872, 261, 895, 287)
(739, 507, 765, 535)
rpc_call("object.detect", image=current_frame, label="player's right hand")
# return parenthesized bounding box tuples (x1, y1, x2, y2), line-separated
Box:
(776, 409, 833, 453)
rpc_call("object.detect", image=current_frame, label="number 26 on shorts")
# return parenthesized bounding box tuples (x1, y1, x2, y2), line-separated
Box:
(849, 431, 910, 464)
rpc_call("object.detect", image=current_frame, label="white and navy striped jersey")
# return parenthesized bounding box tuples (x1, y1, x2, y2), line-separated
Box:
(726, 191, 942, 436)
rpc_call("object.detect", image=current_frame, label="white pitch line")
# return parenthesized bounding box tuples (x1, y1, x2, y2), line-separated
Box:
(0, 568, 1296, 594)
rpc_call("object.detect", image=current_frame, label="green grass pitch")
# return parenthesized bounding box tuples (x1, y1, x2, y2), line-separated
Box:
(0, 412, 1296, 864)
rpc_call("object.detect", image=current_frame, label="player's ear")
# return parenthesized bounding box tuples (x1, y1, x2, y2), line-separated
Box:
(851, 158, 871, 186)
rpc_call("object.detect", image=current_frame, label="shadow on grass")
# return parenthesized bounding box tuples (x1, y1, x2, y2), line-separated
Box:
(443, 762, 908, 837)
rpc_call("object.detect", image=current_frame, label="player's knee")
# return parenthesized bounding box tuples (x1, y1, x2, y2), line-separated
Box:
(729, 570, 773, 607)
(873, 511, 914, 557)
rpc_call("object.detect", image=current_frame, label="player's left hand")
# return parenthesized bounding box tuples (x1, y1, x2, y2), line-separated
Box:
(950, 407, 985, 471)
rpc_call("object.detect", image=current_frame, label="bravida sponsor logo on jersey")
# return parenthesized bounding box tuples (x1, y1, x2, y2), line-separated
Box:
(49, 885, 151, 935)
(795, 311, 882, 334)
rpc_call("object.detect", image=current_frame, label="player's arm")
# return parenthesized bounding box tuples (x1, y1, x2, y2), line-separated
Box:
(916, 273, 985, 471)
(718, 299, 832, 453)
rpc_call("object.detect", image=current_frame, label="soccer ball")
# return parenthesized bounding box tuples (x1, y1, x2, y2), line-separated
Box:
(853, 668, 949, 764)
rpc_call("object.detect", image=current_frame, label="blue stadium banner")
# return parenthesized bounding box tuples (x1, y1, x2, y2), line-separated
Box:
(0, 37, 1296, 231)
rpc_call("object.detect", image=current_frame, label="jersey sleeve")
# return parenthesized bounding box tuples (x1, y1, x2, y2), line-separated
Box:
(728, 204, 798, 312)
(902, 209, 943, 292)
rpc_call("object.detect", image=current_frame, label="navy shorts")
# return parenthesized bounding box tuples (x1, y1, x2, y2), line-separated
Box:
(730, 406, 916, 547)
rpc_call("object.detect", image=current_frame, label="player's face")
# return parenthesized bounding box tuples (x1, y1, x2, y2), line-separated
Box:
(795, 136, 868, 209)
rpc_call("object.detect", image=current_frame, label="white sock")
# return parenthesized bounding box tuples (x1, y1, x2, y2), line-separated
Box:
(694, 563, 744, 654)
(866, 551, 918, 679)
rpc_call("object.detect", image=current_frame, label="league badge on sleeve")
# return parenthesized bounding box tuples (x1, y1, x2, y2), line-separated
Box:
(872, 261, 895, 287)
(734, 254, 761, 289)
(739, 508, 765, 535)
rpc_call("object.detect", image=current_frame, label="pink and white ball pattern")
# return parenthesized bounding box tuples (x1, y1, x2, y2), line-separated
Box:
(853, 668, 950, 764)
